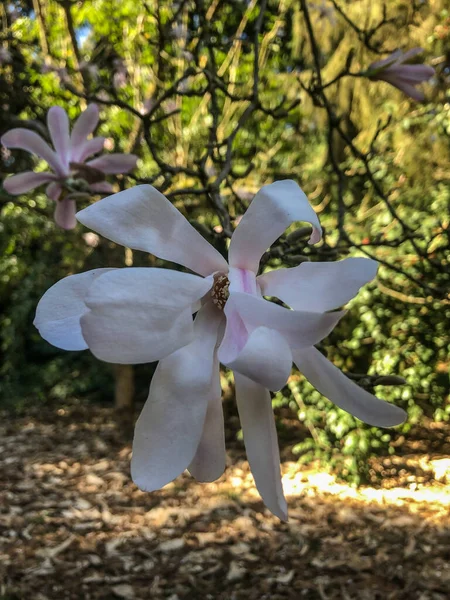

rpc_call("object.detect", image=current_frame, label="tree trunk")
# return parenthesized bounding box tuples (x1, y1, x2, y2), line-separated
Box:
(114, 364, 135, 435)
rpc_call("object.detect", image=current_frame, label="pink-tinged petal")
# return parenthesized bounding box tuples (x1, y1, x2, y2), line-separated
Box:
(73, 137, 105, 163)
(54, 198, 77, 229)
(1, 128, 67, 176)
(228, 180, 322, 273)
(387, 64, 434, 83)
(219, 324, 292, 391)
(34, 269, 115, 351)
(188, 353, 226, 482)
(369, 49, 403, 71)
(258, 258, 378, 313)
(47, 106, 70, 168)
(234, 373, 287, 520)
(292, 347, 407, 427)
(80, 268, 214, 364)
(77, 185, 229, 277)
(226, 292, 345, 350)
(46, 182, 62, 201)
(3, 171, 56, 194)
(86, 153, 138, 174)
(380, 76, 426, 101)
(398, 47, 424, 63)
(131, 301, 223, 491)
(70, 104, 100, 156)
(89, 181, 114, 194)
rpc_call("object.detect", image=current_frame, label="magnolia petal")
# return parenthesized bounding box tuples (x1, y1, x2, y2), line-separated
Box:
(86, 153, 138, 174)
(399, 47, 424, 63)
(293, 347, 407, 427)
(188, 355, 226, 482)
(46, 182, 62, 201)
(1, 128, 67, 176)
(54, 198, 77, 229)
(70, 104, 100, 159)
(131, 302, 223, 491)
(77, 185, 229, 277)
(227, 292, 345, 350)
(34, 268, 115, 351)
(228, 180, 322, 273)
(75, 137, 105, 163)
(219, 325, 292, 391)
(258, 258, 378, 312)
(3, 171, 56, 194)
(388, 64, 434, 83)
(234, 373, 288, 521)
(80, 268, 214, 364)
(89, 181, 114, 194)
(47, 106, 70, 168)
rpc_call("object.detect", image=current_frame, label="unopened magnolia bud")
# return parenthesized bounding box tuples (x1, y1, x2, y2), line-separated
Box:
(286, 226, 313, 244)
(374, 375, 407, 386)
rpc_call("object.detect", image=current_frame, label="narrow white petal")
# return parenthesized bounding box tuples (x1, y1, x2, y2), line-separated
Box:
(258, 258, 378, 312)
(131, 302, 223, 491)
(80, 268, 214, 364)
(188, 355, 226, 482)
(292, 347, 407, 427)
(234, 373, 288, 520)
(228, 180, 322, 273)
(77, 185, 229, 276)
(34, 269, 115, 350)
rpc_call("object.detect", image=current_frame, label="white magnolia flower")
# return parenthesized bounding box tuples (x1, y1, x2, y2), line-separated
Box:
(34, 181, 406, 520)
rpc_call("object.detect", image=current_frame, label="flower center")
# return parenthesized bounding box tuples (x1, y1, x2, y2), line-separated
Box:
(211, 273, 230, 310)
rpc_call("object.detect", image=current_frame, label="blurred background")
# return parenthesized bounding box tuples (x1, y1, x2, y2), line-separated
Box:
(0, 0, 449, 598)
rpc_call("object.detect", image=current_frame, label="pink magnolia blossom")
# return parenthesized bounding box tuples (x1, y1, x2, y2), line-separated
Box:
(33, 181, 406, 519)
(1, 105, 138, 229)
(367, 48, 435, 102)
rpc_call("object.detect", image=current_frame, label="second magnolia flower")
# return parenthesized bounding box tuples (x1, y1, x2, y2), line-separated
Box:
(34, 180, 406, 520)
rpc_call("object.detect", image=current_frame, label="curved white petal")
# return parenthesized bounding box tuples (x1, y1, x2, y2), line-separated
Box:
(54, 198, 77, 229)
(234, 373, 287, 521)
(34, 269, 115, 350)
(70, 104, 100, 160)
(219, 325, 292, 391)
(3, 171, 56, 194)
(228, 180, 322, 273)
(80, 268, 214, 364)
(74, 137, 105, 163)
(1, 128, 67, 176)
(131, 302, 223, 491)
(292, 347, 407, 427)
(258, 258, 378, 312)
(77, 185, 229, 277)
(47, 107, 70, 168)
(188, 355, 225, 482)
(86, 153, 138, 174)
(227, 292, 345, 350)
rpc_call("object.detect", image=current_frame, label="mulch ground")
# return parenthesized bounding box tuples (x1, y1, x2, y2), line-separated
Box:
(0, 401, 450, 600)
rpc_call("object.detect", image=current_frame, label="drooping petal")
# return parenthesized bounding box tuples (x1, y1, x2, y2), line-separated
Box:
(188, 354, 226, 482)
(228, 180, 322, 273)
(258, 258, 378, 312)
(292, 347, 407, 427)
(234, 373, 288, 521)
(47, 106, 70, 168)
(70, 104, 100, 159)
(34, 268, 115, 351)
(74, 137, 105, 163)
(131, 301, 223, 491)
(226, 292, 345, 350)
(86, 153, 138, 174)
(76, 185, 229, 277)
(89, 181, 114, 194)
(381, 77, 425, 101)
(3, 171, 56, 194)
(46, 182, 62, 201)
(1, 129, 67, 176)
(80, 268, 214, 364)
(219, 324, 292, 391)
(388, 64, 434, 83)
(54, 198, 77, 229)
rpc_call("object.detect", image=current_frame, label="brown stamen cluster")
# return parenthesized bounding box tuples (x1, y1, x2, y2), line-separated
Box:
(211, 273, 230, 310)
